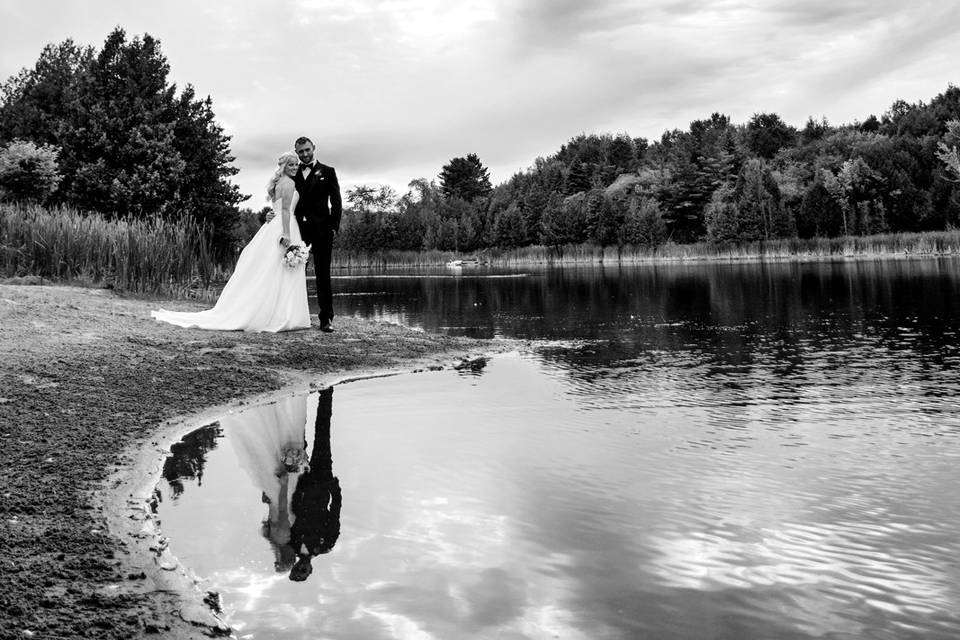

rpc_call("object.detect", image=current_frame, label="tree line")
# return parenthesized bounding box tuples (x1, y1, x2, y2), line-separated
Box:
(337, 88, 960, 255)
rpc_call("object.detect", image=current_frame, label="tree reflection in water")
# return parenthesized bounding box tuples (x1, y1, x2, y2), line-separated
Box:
(162, 422, 221, 499)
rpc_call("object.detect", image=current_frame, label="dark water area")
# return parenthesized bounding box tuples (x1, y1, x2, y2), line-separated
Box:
(160, 259, 960, 639)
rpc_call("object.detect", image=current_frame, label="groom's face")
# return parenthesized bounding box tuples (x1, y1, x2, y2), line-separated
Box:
(296, 142, 315, 165)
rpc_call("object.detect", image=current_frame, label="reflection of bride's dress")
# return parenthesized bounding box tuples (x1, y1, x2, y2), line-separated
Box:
(151, 195, 310, 332)
(226, 395, 308, 559)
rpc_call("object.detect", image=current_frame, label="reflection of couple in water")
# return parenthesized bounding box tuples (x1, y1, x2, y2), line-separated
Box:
(230, 387, 341, 582)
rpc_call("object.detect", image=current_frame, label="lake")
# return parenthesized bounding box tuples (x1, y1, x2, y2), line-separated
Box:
(157, 259, 960, 639)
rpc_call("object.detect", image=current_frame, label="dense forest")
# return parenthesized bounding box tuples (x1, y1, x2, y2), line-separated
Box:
(337, 88, 960, 256)
(2, 28, 960, 263)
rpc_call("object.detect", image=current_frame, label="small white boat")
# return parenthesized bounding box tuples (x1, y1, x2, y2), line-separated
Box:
(446, 258, 481, 268)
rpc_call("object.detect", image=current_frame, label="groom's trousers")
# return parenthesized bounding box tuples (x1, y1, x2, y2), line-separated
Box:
(312, 229, 335, 322)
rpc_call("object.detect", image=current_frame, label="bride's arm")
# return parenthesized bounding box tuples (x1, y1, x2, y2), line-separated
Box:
(278, 179, 295, 247)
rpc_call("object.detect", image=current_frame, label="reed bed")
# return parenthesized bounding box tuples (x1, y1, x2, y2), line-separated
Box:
(333, 248, 457, 269)
(0, 202, 229, 298)
(400, 231, 960, 267)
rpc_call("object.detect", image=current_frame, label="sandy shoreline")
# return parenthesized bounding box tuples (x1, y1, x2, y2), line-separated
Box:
(0, 283, 510, 639)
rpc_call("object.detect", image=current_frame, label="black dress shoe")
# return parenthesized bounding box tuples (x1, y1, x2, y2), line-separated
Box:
(319, 320, 334, 333)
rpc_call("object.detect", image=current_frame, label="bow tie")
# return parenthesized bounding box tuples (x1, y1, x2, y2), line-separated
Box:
(300, 163, 313, 171)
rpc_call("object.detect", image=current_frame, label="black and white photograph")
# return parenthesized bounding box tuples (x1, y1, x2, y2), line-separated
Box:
(2, 1, 960, 638)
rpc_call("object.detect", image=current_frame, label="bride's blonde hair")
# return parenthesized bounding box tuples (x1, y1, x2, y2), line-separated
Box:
(266, 151, 300, 201)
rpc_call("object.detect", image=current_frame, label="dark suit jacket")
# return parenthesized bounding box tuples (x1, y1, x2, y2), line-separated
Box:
(294, 163, 342, 246)
(288, 475, 341, 556)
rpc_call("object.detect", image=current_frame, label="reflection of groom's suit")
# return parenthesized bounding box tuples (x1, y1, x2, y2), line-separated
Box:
(288, 387, 341, 558)
(294, 163, 342, 324)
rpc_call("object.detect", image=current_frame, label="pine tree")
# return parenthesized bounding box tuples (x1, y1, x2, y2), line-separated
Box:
(439, 153, 492, 202)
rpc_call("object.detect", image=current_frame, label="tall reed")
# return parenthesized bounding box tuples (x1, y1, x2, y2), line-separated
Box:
(0, 202, 229, 298)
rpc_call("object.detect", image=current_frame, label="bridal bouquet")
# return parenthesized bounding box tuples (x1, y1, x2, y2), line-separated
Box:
(282, 243, 311, 268)
(280, 445, 310, 473)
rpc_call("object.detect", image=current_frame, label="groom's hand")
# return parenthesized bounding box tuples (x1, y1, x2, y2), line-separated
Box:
(265, 211, 276, 223)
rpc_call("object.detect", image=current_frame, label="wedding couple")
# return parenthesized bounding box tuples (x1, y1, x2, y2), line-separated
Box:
(229, 389, 341, 583)
(151, 137, 342, 332)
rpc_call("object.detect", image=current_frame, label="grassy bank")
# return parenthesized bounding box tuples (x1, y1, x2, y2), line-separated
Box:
(0, 202, 228, 297)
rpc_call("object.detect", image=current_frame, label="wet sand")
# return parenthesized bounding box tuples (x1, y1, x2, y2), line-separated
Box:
(0, 283, 505, 639)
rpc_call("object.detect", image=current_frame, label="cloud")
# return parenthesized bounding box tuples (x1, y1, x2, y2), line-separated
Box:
(2, 0, 956, 202)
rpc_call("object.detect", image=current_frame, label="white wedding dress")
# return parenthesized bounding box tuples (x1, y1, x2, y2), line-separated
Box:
(226, 395, 309, 554)
(151, 193, 311, 332)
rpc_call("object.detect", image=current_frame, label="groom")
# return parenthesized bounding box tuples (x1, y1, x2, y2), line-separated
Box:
(287, 386, 341, 582)
(293, 136, 342, 332)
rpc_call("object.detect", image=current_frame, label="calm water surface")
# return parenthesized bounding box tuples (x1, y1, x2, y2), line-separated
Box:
(159, 260, 960, 639)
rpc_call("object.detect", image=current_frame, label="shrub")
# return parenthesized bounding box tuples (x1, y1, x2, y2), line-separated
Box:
(0, 139, 62, 203)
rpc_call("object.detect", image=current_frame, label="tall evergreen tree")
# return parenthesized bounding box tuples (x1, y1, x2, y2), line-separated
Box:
(565, 160, 592, 194)
(439, 153, 492, 202)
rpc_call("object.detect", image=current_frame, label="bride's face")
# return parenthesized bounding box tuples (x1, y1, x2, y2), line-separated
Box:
(282, 157, 299, 177)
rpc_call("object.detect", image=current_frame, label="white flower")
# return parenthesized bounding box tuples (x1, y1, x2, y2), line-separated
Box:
(282, 244, 311, 268)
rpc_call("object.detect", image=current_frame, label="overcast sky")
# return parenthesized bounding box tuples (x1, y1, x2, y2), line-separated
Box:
(2, 0, 958, 207)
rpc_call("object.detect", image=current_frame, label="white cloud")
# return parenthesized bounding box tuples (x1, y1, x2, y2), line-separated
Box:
(1, 0, 957, 203)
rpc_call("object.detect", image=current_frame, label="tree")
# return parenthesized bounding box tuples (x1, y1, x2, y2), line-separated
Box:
(859, 114, 880, 133)
(620, 196, 667, 247)
(58, 29, 185, 217)
(798, 179, 843, 238)
(168, 84, 246, 253)
(706, 160, 791, 243)
(0, 139, 61, 202)
(744, 112, 797, 159)
(556, 134, 606, 166)
(733, 158, 792, 240)
(439, 153, 492, 202)
(936, 120, 960, 181)
(606, 134, 637, 174)
(0, 40, 93, 145)
(540, 192, 587, 250)
(585, 188, 621, 246)
(771, 160, 807, 233)
(346, 185, 379, 214)
(564, 160, 592, 195)
(800, 116, 831, 144)
(704, 184, 740, 243)
(520, 158, 564, 243)
(820, 157, 883, 235)
(492, 203, 526, 248)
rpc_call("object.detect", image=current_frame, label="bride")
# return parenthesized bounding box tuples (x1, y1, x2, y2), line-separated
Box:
(225, 394, 310, 572)
(151, 151, 311, 332)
